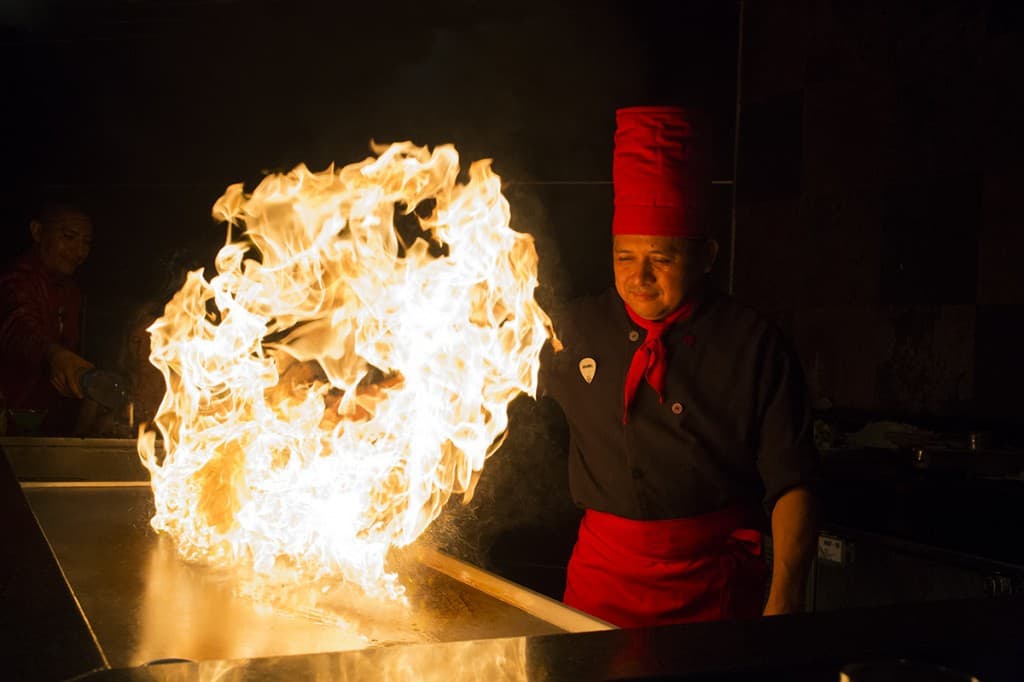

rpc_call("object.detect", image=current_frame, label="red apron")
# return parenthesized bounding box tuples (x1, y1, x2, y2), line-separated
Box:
(563, 505, 768, 628)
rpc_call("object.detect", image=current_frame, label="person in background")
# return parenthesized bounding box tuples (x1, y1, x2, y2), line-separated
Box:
(125, 249, 203, 428)
(0, 203, 94, 435)
(122, 300, 165, 428)
(541, 106, 820, 628)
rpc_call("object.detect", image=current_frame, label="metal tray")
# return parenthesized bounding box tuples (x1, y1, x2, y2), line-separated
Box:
(14, 435, 609, 670)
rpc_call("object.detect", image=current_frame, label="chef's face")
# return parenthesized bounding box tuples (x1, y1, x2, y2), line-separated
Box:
(31, 209, 93, 276)
(613, 235, 717, 321)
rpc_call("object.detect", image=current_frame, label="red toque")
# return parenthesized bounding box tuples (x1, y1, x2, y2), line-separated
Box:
(612, 106, 709, 239)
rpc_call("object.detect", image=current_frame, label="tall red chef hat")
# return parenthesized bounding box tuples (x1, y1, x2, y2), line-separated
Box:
(612, 106, 709, 239)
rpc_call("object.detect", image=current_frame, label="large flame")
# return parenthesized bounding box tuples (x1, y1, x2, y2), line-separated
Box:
(138, 142, 555, 600)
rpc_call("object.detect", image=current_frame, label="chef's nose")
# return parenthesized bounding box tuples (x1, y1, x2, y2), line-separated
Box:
(639, 258, 656, 283)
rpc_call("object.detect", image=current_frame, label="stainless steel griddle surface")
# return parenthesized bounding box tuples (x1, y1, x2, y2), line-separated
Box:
(24, 485, 564, 668)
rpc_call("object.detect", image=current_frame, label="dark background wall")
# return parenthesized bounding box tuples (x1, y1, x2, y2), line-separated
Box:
(734, 0, 1024, 428)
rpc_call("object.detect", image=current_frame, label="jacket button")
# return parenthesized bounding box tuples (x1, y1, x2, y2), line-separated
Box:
(628, 330, 640, 342)
(671, 402, 684, 415)
(631, 467, 644, 479)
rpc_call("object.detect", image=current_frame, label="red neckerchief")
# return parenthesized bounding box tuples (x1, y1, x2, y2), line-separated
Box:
(622, 299, 695, 424)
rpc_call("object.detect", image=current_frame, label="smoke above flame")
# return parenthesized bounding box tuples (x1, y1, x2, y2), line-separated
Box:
(138, 142, 555, 600)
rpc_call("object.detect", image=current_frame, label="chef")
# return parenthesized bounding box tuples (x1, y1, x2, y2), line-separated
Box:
(0, 202, 94, 434)
(542, 106, 820, 628)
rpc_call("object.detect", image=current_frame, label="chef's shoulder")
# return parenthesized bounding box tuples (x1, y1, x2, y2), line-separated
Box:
(552, 288, 621, 345)
(538, 288, 619, 393)
(701, 289, 794, 359)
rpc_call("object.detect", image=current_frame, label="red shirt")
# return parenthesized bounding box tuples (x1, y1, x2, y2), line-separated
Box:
(0, 251, 83, 410)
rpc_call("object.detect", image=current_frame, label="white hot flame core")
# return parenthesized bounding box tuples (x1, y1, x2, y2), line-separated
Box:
(138, 142, 554, 600)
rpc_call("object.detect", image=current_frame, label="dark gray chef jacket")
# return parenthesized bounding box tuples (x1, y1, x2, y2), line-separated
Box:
(540, 286, 819, 521)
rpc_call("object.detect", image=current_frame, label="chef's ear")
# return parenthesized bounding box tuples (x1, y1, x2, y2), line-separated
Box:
(29, 219, 44, 243)
(703, 239, 719, 273)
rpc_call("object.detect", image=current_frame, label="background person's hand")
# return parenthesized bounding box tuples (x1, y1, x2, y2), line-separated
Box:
(46, 344, 93, 398)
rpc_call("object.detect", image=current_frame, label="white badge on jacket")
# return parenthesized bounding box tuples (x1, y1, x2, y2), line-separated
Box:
(579, 357, 596, 384)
